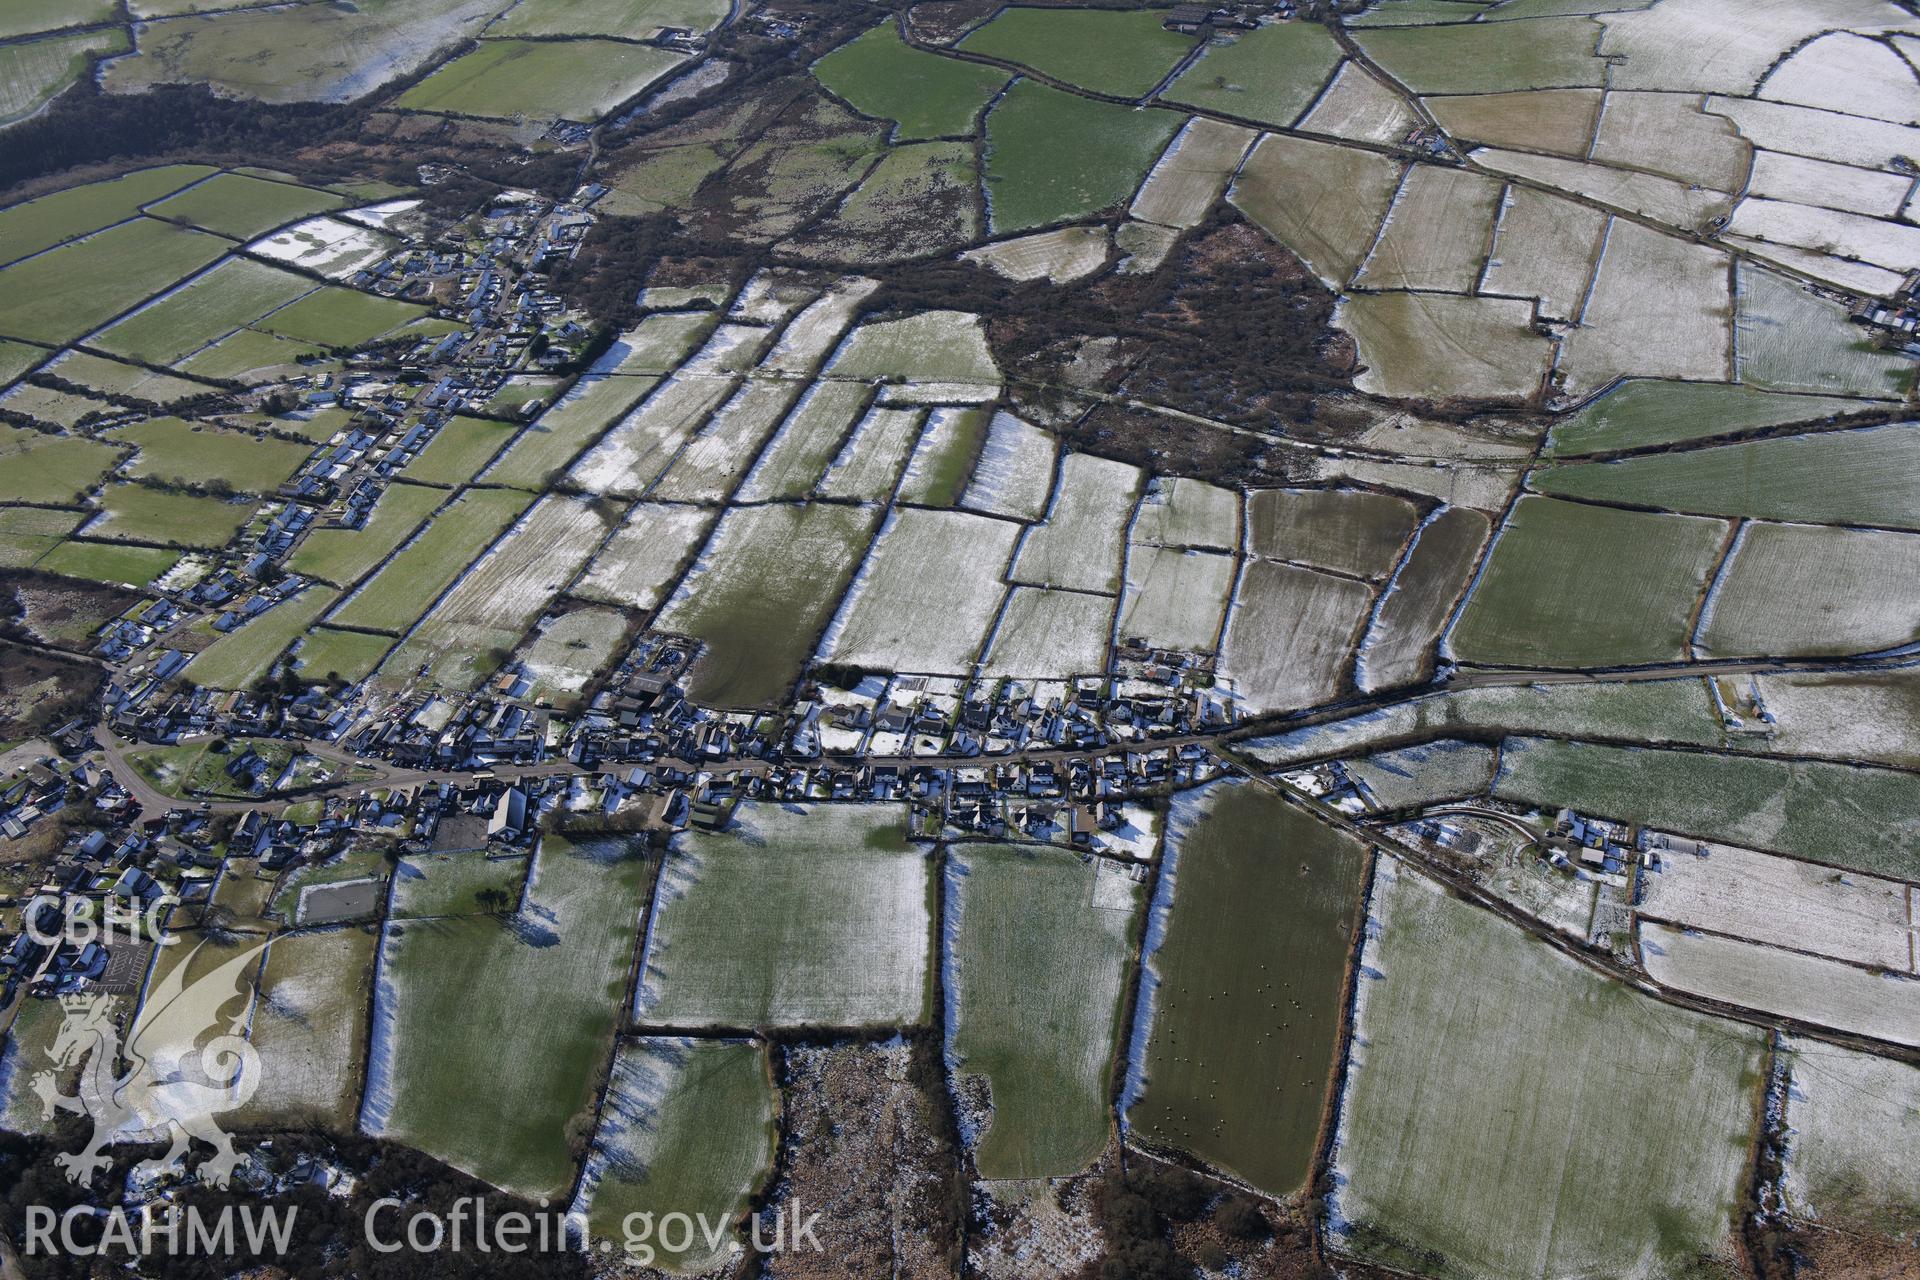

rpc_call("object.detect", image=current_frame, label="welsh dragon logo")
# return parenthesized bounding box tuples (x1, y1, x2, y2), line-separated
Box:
(32, 938, 269, 1188)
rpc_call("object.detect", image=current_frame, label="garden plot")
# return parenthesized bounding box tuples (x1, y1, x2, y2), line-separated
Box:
(1356, 15, 1609, 93)
(0, 424, 120, 504)
(979, 586, 1113, 679)
(946, 843, 1143, 1180)
(395, 39, 685, 121)
(961, 226, 1109, 283)
(1132, 476, 1236, 550)
(1247, 488, 1419, 580)
(185, 584, 339, 690)
(1354, 165, 1502, 292)
(1343, 739, 1497, 809)
(573, 1038, 778, 1271)
(386, 494, 612, 691)
(1588, 90, 1752, 191)
(1129, 118, 1257, 229)
(564, 375, 738, 499)
(1544, 380, 1870, 456)
(1162, 21, 1342, 127)
(759, 276, 879, 375)
(1011, 453, 1141, 594)
(812, 20, 1011, 141)
(575, 503, 716, 611)
(366, 835, 655, 1201)
(1116, 546, 1236, 652)
(1333, 860, 1762, 1280)
(145, 171, 345, 240)
(1475, 148, 1731, 229)
(655, 502, 879, 707)
(0, 163, 212, 266)
(1734, 264, 1913, 399)
(1230, 133, 1403, 288)
(1428, 88, 1602, 157)
(960, 411, 1056, 521)
(82, 484, 255, 550)
(1493, 737, 1920, 877)
(1557, 221, 1733, 395)
(982, 82, 1185, 234)
(1126, 783, 1367, 1195)
(1637, 838, 1912, 971)
(896, 405, 989, 507)
(484, 374, 659, 491)
(1640, 922, 1920, 1046)
(1218, 559, 1373, 713)
(958, 6, 1193, 97)
(0, 218, 230, 347)
(1449, 497, 1727, 667)
(1696, 522, 1920, 659)
(513, 606, 630, 708)
(1779, 1039, 1920, 1237)
(1746, 151, 1912, 218)
(816, 404, 925, 501)
(633, 803, 929, 1028)
(1759, 30, 1920, 124)
(1598, 0, 1920, 94)
(735, 380, 870, 500)
(650, 378, 807, 503)
(1339, 292, 1554, 401)
(1354, 505, 1489, 693)
(1478, 185, 1606, 322)
(287, 479, 442, 586)
(391, 850, 531, 919)
(327, 487, 531, 633)
(116, 417, 313, 493)
(1242, 677, 1723, 766)
(232, 925, 376, 1133)
(820, 507, 1017, 674)
(829, 309, 998, 385)
(1298, 61, 1420, 144)
(1535, 425, 1920, 528)
(1726, 198, 1920, 274)
(247, 216, 391, 280)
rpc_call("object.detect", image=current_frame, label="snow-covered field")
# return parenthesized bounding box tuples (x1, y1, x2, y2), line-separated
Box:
(821, 507, 1018, 673)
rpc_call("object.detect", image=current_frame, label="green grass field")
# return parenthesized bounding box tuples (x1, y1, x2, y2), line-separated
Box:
(326, 486, 530, 632)
(45, 352, 216, 407)
(114, 417, 315, 493)
(960, 7, 1194, 97)
(576, 1038, 778, 1270)
(0, 505, 83, 567)
(654, 501, 879, 708)
(286, 480, 444, 586)
(178, 329, 326, 381)
(983, 81, 1184, 233)
(84, 483, 252, 548)
(0, 27, 132, 128)
(399, 415, 520, 486)
(291, 626, 394, 682)
(396, 38, 684, 122)
(1128, 782, 1367, 1196)
(1353, 15, 1608, 93)
(947, 844, 1142, 1180)
(1333, 859, 1762, 1279)
(483, 374, 658, 491)
(235, 925, 379, 1132)
(35, 539, 178, 584)
(144, 171, 345, 239)
(490, 0, 728, 36)
(0, 338, 43, 385)
(184, 585, 341, 690)
(255, 286, 428, 348)
(0, 165, 214, 266)
(91, 256, 317, 365)
(1544, 380, 1871, 456)
(0, 424, 121, 504)
(0, 217, 230, 345)
(1493, 736, 1920, 878)
(369, 835, 656, 1200)
(814, 20, 1011, 140)
(1532, 425, 1920, 528)
(392, 850, 530, 918)
(1161, 21, 1343, 126)
(1448, 496, 1727, 667)
(635, 803, 930, 1029)
(0, 0, 117, 40)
